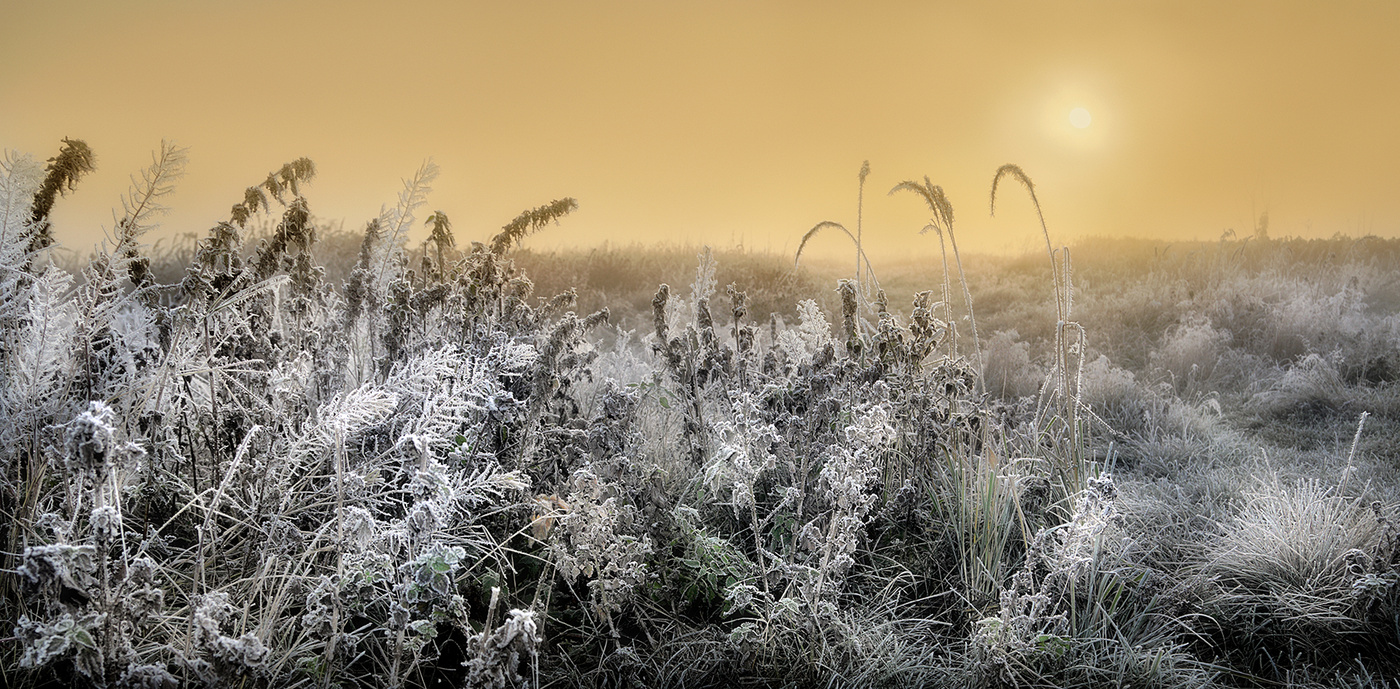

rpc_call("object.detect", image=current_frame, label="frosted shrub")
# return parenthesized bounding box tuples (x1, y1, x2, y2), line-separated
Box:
(187, 592, 270, 684)
(16, 544, 97, 607)
(1055, 476, 1125, 581)
(65, 401, 118, 477)
(462, 607, 542, 689)
(14, 612, 105, 678)
(397, 545, 469, 617)
(811, 402, 893, 589)
(1151, 317, 1229, 394)
(982, 329, 1040, 400)
(775, 299, 832, 366)
(550, 467, 653, 624)
(700, 416, 778, 519)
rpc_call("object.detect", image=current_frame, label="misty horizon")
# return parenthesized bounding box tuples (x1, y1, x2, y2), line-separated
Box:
(6, 0, 1399, 259)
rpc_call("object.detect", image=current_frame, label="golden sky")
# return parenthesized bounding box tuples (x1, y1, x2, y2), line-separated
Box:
(4, 0, 1399, 259)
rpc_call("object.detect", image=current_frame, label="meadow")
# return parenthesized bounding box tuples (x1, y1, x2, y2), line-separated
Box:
(4, 141, 1399, 688)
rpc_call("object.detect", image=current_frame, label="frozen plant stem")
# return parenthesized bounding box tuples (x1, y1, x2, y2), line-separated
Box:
(890, 177, 981, 374)
(856, 160, 870, 309)
(991, 164, 1060, 323)
(1340, 411, 1369, 495)
(325, 427, 347, 689)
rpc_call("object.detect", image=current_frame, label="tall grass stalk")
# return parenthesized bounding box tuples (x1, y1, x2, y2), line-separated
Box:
(991, 164, 1060, 322)
(856, 160, 870, 310)
(890, 177, 981, 375)
(990, 165, 1090, 496)
(796, 162, 882, 311)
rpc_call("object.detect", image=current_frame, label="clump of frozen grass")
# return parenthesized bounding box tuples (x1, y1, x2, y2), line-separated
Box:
(1151, 316, 1232, 395)
(969, 475, 1211, 688)
(1208, 479, 1381, 588)
(1249, 352, 1350, 420)
(982, 330, 1040, 400)
(1200, 474, 1400, 666)
(1076, 355, 1216, 447)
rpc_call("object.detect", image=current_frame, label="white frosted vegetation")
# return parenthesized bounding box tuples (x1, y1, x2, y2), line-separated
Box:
(1, 146, 1397, 689)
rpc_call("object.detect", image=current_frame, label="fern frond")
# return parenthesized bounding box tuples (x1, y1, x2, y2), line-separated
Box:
(0, 151, 44, 273)
(5, 265, 77, 406)
(372, 160, 439, 293)
(112, 141, 188, 249)
(97, 141, 186, 291)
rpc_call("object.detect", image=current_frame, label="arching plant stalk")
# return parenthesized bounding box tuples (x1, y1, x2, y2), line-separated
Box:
(490, 198, 578, 255)
(890, 177, 981, 374)
(991, 164, 1087, 493)
(795, 161, 881, 303)
(991, 164, 1061, 322)
(856, 160, 870, 306)
(26, 137, 96, 256)
(794, 220, 882, 295)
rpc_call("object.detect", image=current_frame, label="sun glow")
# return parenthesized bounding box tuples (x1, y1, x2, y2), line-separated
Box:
(1070, 107, 1092, 129)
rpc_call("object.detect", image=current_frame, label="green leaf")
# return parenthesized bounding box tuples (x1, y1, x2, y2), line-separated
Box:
(69, 628, 95, 649)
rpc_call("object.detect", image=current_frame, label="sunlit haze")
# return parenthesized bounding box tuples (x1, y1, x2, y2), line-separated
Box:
(4, 0, 1399, 259)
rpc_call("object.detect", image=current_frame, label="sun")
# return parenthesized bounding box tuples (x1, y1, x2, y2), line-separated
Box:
(1069, 107, 1092, 129)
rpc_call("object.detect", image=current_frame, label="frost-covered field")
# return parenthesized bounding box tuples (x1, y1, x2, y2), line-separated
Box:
(3, 142, 1399, 688)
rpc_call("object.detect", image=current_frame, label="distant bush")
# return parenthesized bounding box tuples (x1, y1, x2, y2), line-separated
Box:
(982, 330, 1041, 400)
(1151, 317, 1230, 395)
(1249, 353, 1351, 421)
